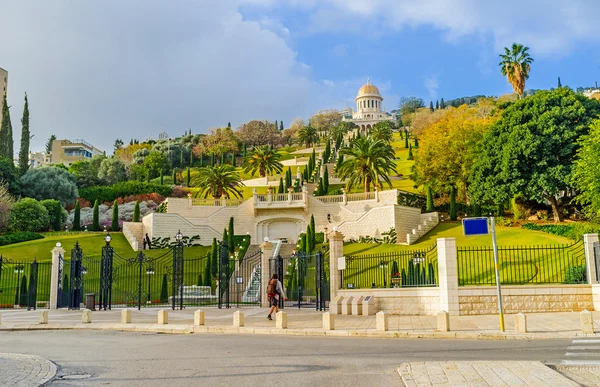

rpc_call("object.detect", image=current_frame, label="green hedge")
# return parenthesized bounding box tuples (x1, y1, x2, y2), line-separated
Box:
(79, 182, 172, 203)
(0, 232, 45, 246)
(521, 222, 600, 240)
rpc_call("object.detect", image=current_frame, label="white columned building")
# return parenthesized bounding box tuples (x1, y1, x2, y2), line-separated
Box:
(342, 79, 395, 132)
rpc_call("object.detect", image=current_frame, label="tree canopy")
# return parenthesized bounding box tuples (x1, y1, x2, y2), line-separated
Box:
(468, 88, 600, 222)
(20, 166, 79, 206)
(572, 119, 600, 220)
(308, 109, 342, 133)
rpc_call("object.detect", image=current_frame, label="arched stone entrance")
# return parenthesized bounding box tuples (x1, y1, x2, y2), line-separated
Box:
(256, 217, 305, 243)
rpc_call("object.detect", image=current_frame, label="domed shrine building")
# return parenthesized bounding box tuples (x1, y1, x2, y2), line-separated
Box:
(342, 79, 395, 132)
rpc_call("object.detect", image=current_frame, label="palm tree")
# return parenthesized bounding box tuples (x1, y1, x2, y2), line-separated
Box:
(499, 43, 534, 99)
(243, 145, 283, 177)
(370, 122, 394, 143)
(298, 125, 319, 148)
(190, 165, 244, 199)
(337, 136, 396, 193)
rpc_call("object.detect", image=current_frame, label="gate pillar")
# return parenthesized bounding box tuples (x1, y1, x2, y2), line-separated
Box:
(329, 230, 344, 302)
(437, 238, 459, 316)
(50, 243, 65, 309)
(260, 240, 274, 308)
(583, 234, 599, 284)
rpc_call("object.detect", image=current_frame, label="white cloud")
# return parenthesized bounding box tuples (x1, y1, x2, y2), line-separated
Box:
(423, 74, 440, 100)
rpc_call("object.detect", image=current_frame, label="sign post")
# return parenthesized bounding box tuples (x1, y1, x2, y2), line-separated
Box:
(462, 217, 505, 332)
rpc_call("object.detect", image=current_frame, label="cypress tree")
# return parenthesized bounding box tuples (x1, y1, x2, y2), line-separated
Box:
(159, 274, 169, 303)
(426, 186, 434, 212)
(404, 130, 409, 148)
(429, 101, 434, 112)
(111, 200, 119, 231)
(211, 238, 218, 278)
(53, 203, 62, 231)
(324, 140, 331, 162)
(335, 153, 344, 172)
(160, 169, 164, 185)
(172, 169, 177, 185)
(222, 228, 228, 253)
(203, 252, 212, 286)
(186, 167, 191, 187)
(323, 166, 329, 194)
(92, 200, 100, 231)
(179, 150, 183, 167)
(435, 100, 439, 110)
(18, 93, 30, 175)
(316, 177, 324, 196)
(197, 274, 202, 286)
(278, 177, 284, 194)
(449, 186, 457, 221)
(189, 150, 194, 167)
(414, 137, 419, 148)
(558, 76, 562, 88)
(133, 200, 140, 222)
(228, 217, 235, 254)
(231, 152, 236, 167)
(220, 152, 225, 165)
(73, 201, 81, 231)
(0, 93, 13, 160)
(211, 153, 215, 166)
(440, 98, 445, 109)
(303, 231, 310, 254)
(243, 144, 247, 159)
(275, 120, 278, 132)
(19, 275, 28, 307)
(407, 144, 414, 160)
(310, 215, 316, 250)
(280, 121, 284, 131)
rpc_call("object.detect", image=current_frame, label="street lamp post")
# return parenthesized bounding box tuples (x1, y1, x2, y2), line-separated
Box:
(172, 230, 184, 310)
(99, 233, 114, 310)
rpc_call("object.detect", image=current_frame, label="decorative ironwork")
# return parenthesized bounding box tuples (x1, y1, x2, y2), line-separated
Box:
(172, 239, 184, 310)
(217, 241, 230, 309)
(127, 251, 154, 311)
(99, 241, 114, 310)
(56, 254, 65, 308)
(69, 242, 84, 309)
(27, 260, 39, 310)
(315, 251, 327, 311)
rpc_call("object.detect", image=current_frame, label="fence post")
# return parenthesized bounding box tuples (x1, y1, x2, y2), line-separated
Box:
(437, 238, 459, 316)
(261, 240, 274, 308)
(583, 234, 599, 284)
(329, 230, 344, 302)
(50, 243, 65, 310)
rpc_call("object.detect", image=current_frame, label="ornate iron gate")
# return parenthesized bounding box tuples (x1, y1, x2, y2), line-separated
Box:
(271, 251, 326, 309)
(0, 256, 51, 310)
(594, 241, 600, 282)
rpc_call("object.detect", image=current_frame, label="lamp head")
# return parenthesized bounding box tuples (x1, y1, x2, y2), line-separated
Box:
(176, 230, 183, 241)
(104, 233, 112, 244)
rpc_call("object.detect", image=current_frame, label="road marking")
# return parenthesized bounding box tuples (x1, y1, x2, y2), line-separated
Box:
(571, 339, 600, 344)
(559, 360, 600, 366)
(566, 352, 600, 357)
(566, 346, 600, 350)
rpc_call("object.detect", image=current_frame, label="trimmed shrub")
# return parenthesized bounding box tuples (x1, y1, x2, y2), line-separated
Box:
(79, 181, 172, 204)
(10, 198, 50, 232)
(92, 200, 100, 231)
(0, 232, 44, 246)
(19, 166, 78, 206)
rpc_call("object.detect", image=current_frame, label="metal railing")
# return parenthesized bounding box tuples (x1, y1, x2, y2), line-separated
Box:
(316, 195, 344, 204)
(343, 245, 438, 289)
(192, 198, 221, 206)
(457, 240, 586, 286)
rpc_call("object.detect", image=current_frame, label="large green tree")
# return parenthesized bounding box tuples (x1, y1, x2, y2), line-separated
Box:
(337, 136, 396, 193)
(191, 164, 243, 199)
(243, 146, 283, 177)
(18, 93, 30, 175)
(370, 121, 394, 143)
(20, 166, 78, 206)
(0, 156, 19, 195)
(572, 119, 600, 219)
(469, 88, 600, 222)
(499, 43, 534, 99)
(98, 157, 127, 185)
(297, 125, 319, 148)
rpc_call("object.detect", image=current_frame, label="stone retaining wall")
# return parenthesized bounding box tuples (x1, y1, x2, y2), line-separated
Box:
(337, 288, 440, 315)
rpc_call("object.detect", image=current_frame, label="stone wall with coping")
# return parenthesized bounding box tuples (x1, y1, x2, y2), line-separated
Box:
(337, 288, 440, 315)
(458, 285, 593, 315)
(592, 284, 600, 311)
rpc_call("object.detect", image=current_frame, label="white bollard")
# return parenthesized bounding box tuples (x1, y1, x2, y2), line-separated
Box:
(329, 296, 344, 315)
(194, 310, 205, 326)
(376, 311, 388, 332)
(121, 309, 131, 324)
(158, 310, 168, 325)
(352, 296, 364, 316)
(323, 312, 335, 330)
(82, 309, 92, 324)
(581, 310, 594, 334)
(341, 296, 354, 315)
(436, 310, 450, 332)
(514, 313, 527, 333)
(39, 310, 48, 325)
(233, 311, 244, 327)
(276, 311, 287, 329)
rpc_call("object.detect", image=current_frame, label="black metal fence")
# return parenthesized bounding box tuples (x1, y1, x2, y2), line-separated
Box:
(457, 239, 587, 286)
(0, 257, 52, 309)
(342, 245, 438, 289)
(593, 241, 599, 282)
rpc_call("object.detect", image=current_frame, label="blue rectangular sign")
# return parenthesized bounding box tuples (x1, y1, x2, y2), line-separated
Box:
(463, 217, 489, 236)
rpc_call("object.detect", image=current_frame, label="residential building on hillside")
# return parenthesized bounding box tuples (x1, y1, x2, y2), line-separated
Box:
(50, 139, 103, 166)
(28, 151, 50, 168)
(342, 79, 395, 132)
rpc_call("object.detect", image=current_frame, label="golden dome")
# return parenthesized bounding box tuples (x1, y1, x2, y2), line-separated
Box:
(357, 79, 381, 98)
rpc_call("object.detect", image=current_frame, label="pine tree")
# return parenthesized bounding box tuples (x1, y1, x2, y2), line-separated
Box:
(429, 101, 434, 112)
(18, 93, 30, 175)
(53, 203, 62, 231)
(323, 166, 329, 194)
(111, 200, 119, 231)
(186, 167, 191, 187)
(407, 144, 414, 160)
(440, 98, 445, 109)
(558, 76, 562, 88)
(203, 252, 212, 286)
(435, 100, 439, 110)
(211, 238, 218, 278)
(426, 186, 434, 212)
(160, 274, 169, 303)
(449, 186, 457, 221)
(73, 201, 81, 231)
(228, 217, 235, 254)
(92, 200, 100, 231)
(133, 200, 140, 222)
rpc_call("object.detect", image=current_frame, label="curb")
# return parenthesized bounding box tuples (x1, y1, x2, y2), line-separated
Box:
(1, 323, 599, 340)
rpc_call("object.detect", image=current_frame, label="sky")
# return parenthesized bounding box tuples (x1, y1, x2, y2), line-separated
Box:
(2, 0, 600, 154)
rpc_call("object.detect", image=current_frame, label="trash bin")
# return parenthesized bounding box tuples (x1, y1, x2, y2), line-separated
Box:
(85, 293, 96, 311)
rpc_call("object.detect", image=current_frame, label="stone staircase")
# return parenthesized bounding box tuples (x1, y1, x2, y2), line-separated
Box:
(406, 212, 439, 244)
(242, 265, 262, 303)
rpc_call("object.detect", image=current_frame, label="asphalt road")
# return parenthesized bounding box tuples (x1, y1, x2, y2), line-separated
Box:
(0, 331, 575, 387)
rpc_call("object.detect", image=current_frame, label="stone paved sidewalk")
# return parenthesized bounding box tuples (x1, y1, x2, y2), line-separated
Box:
(398, 361, 579, 387)
(0, 353, 57, 387)
(0, 308, 599, 340)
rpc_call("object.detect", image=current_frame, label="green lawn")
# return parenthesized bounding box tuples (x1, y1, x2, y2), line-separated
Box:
(0, 232, 212, 262)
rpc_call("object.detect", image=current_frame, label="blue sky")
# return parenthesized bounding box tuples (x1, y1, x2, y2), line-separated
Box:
(1, 0, 600, 153)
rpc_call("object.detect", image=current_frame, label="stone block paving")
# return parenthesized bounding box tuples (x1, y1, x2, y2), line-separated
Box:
(398, 361, 579, 387)
(0, 353, 57, 387)
(553, 366, 600, 387)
